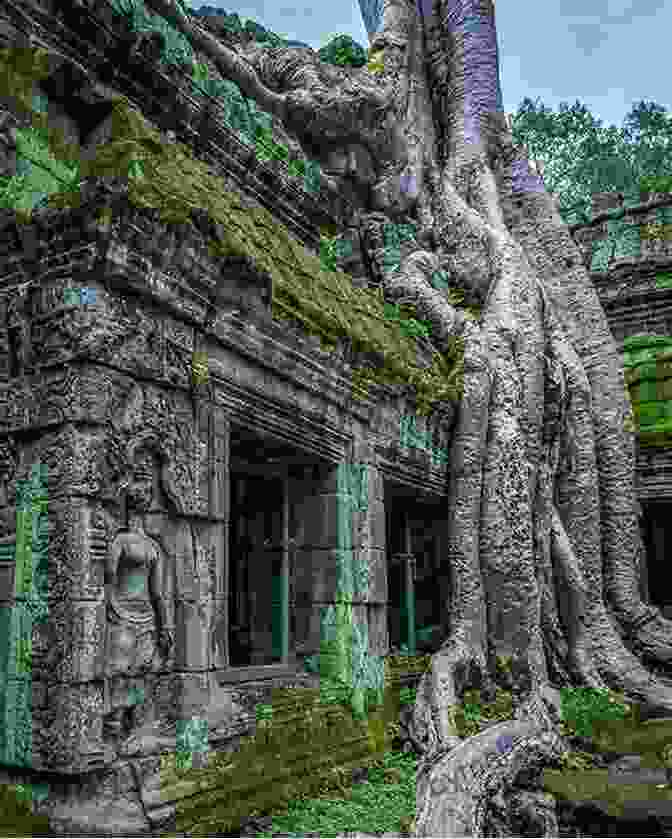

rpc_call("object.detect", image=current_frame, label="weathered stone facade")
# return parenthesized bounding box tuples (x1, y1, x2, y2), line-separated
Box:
(0, 0, 671, 833)
(571, 189, 672, 620)
(0, 0, 456, 833)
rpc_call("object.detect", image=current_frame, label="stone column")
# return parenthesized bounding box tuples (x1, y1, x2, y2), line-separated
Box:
(294, 464, 341, 665)
(366, 455, 388, 672)
(348, 439, 386, 708)
(206, 407, 229, 678)
(275, 476, 290, 663)
(36, 496, 109, 772)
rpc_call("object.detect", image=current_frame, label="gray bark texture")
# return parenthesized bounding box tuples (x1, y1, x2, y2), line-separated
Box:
(142, 0, 672, 834)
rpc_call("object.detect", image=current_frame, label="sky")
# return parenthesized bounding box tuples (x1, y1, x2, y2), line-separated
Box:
(189, 0, 672, 131)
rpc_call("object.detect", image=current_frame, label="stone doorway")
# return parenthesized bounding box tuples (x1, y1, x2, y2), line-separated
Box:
(641, 501, 672, 619)
(229, 472, 286, 666)
(385, 483, 449, 656)
(228, 426, 335, 670)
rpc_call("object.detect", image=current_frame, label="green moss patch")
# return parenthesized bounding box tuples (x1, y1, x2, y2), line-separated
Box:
(1, 45, 466, 415)
(623, 334, 672, 447)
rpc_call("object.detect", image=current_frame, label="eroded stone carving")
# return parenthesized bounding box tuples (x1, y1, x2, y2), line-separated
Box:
(0, 435, 17, 536)
(104, 383, 206, 517)
(5, 288, 31, 377)
(103, 445, 174, 745)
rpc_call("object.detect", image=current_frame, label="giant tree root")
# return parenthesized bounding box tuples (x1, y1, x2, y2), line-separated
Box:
(414, 690, 567, 837)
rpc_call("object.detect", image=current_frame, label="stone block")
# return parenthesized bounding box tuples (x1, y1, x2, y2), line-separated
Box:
(172, 670, 211, 718)
(292, 548, 339, 603)
(39, 499, 104, 602)
(209, 455, 229, 521)
(292, 604, 324, 656)
(209, 594, 228, 669)
(367, 604, 388, 656)
(368, 498, 386, 551)
(174, 597, 213, 671)
(300, 492, 341, 549)
(40, 681, 108, 773)
(191, 519, 226, 598)
(366, 547, 387, 604)
(33, 595, 106, 683)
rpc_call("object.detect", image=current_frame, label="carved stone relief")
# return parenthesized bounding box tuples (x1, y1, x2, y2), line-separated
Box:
(5, 286, 32, 378)
(103, 383, 207, 518)
(0, 435, 17, 536)
(102, 444, 174, 748)
(0, 110, 19, 176)
(92, 381, 220, 750)
(33, 282, 164, 377)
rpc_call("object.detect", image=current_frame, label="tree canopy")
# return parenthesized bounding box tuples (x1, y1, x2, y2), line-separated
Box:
(509, 96, 672, 224)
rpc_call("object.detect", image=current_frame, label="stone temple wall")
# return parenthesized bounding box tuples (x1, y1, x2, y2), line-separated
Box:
(0, 0, 456, 833)
(0, 0, 668, 832)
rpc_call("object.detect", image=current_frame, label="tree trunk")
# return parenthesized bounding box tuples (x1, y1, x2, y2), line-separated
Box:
(141, 0, 672, 834)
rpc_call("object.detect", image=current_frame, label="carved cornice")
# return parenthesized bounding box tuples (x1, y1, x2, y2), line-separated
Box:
(592, 256, 672, 302)
(593, 257, 672, 344)
(0, 184, 229, 319)
(637, 445, 672, 501)
(213, 375, 351, 466)
(376, 453, 449, 498)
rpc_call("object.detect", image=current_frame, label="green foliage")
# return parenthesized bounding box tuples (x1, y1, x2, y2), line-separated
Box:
(256, 749, 417, 837)
(0, 123, 80, 217)
(0, 783, 51, 836)
(509, 96, 672, 226)
(109, 0, 195, 67)
(318, 34, 368, 68)
(641, 174, 672, 193)
(559, 686, 631, 739)
(319, 236, 338, 272)
(383, 302, 431, 339)
(218, 11, 243, 35)
(287, 157, 306, 178)
(559, 749, 601, 772)
(252, 124, 288, 163)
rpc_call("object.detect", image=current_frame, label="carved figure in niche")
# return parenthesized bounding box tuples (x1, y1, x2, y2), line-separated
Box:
(103, 446, 174, 744)
(6, 290, 31, 377)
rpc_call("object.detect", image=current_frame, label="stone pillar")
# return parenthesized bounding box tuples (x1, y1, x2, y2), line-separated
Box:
(347, 439, 386, 707)
(34, 496, 109, 772)
(293, 464, 341, 663)
(276, 476, 290, 663)
(389, 552, 416, 656)
(208, 407, 229, 673)
(366, 455, 388, 672)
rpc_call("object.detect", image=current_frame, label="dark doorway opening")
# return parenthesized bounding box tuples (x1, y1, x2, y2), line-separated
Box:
(641, 501, 672, 619)
(228, 426, 327, 669)
(385, 482, 449, 656)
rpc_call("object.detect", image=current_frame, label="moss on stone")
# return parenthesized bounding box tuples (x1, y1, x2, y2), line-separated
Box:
(623, 334, 672, 447)
(1, 46, 466, 415)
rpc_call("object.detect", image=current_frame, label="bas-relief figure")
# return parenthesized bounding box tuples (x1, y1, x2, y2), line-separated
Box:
(103, 444, 175, 747)
(99, 381, 223, 755)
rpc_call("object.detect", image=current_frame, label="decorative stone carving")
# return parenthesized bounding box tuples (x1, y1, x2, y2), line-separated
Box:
(0, 436, 17, 536)
(103, 445, 174, 746)
(34, 282, 164, 377)
(5, 287, 31, 377)
(0, 110, 19, 175)
(103, 383, 207, 518)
